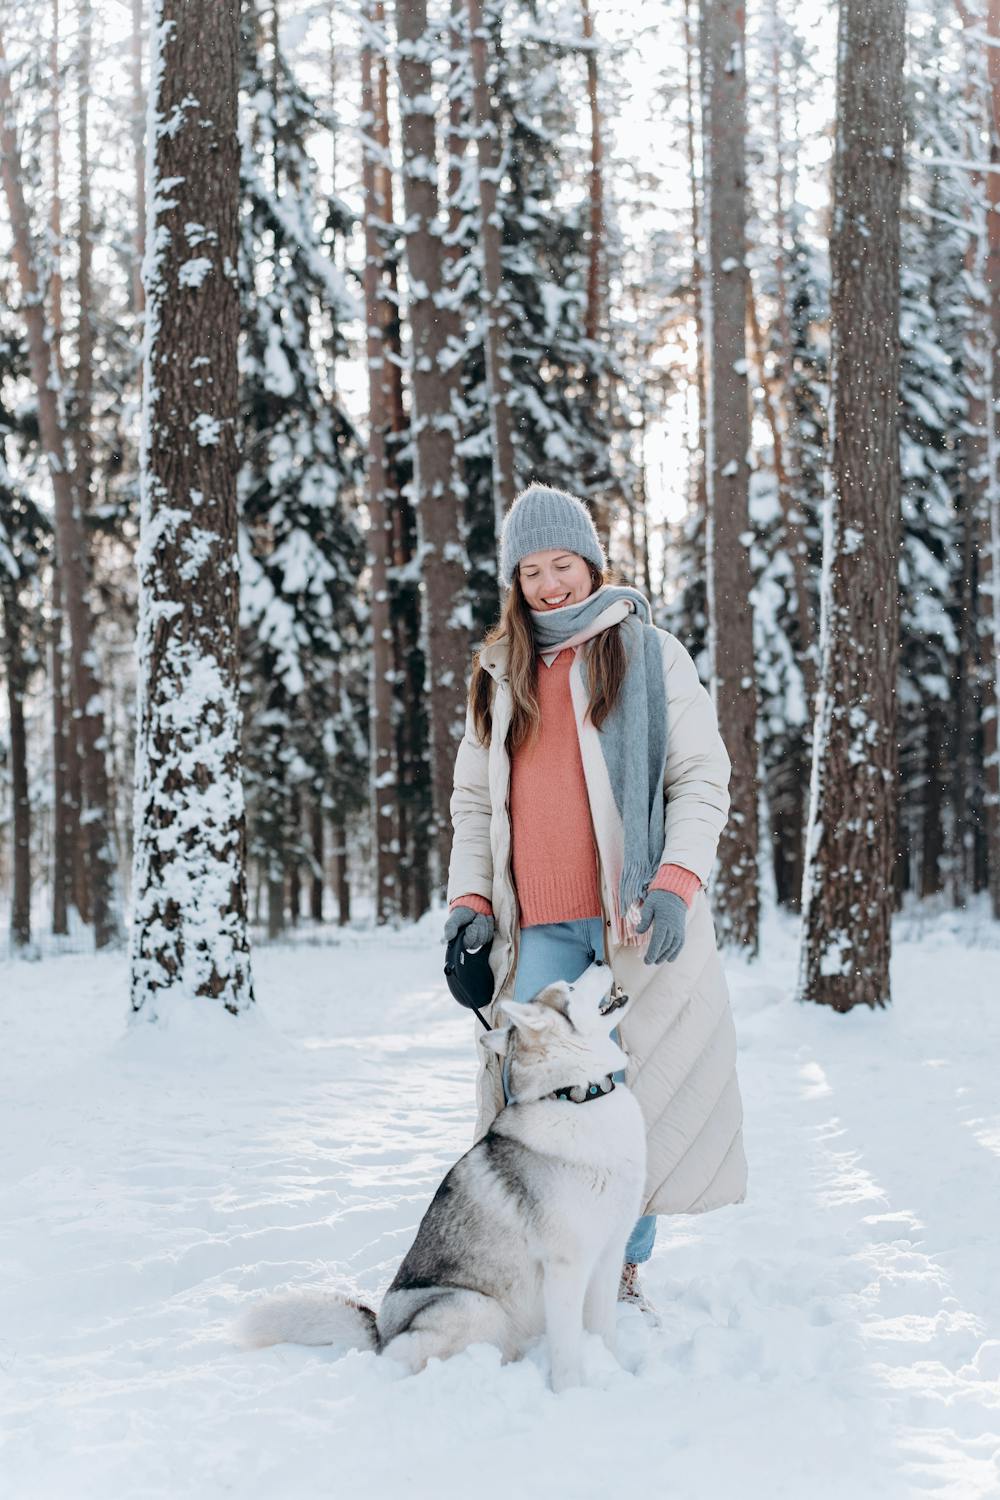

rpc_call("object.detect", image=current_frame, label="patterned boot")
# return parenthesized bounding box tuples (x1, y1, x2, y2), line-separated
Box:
(617, 1262, 661, 1323)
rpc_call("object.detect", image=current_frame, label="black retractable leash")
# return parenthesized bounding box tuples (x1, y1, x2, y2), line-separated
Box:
(444, 934, 630, 1037)
(443, 932, 495, 1030)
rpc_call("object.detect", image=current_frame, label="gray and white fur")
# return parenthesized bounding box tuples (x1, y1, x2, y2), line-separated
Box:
(236, 962, 647, 1392)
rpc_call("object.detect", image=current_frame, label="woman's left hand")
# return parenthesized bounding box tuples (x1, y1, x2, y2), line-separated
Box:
(636, 890, 687, 965)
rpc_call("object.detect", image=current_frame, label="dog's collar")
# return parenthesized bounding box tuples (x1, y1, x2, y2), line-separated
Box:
(548, 1074, 616, 1105)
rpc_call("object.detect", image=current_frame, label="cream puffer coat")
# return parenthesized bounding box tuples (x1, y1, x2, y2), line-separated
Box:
(446, 624, 749, 1217)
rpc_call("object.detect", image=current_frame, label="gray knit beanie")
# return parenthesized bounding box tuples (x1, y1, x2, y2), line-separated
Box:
(498, 484, 606, 587)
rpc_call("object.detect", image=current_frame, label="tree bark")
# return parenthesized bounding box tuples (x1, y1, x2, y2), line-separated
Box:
(797, 0, 904, 1010)
(0, 24, 119, 949)
(75, 0, 95, 518)
(131, 0, 145, 314)
(467, 0, 517, 522)
(68, 687, 89, 924)
(982, 0, 1000, 915)
(1, 581, 31, 951)
(700, 0, 759, 952)
(683, 0, 708, 532)
(49, 0, 64, 377)
(362, 1, 400, 923)
(288, 788, 302, 925)
(330, 664, 352, 925)
(447, 0, 467, 250)
(394, 0, 470, 892)
(49, 568, 72, 934)
(920, 709, 945, 897)
(49, 0, 71, 935)
(953, 1, 995, 902)
(582, 0, 603, 351)
(267, 868, 284, 941)
(130, 0, 253, 1014)
(309, 801, 324, 921)
(580, 0, 611, 542)
(367, 13, 427, 921)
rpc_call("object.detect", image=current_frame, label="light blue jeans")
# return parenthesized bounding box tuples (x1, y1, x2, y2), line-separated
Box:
(505, 914, 657, 1266)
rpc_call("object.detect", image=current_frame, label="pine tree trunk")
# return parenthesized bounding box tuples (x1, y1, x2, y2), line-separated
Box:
(50, 567, 72, 934)
(983, 0, 1000, 916)
(334, 831, 351, 925)
(683, 0, 708, 533)
(0, 23, 119, 949)
(49, 0, 64, 379)
(467, 0, 517, 521)
(392, 489, 432, 922)
(288, 788, 302, 925)
(309, 800, 324, 921)
(447, 0, 467, 249)
(920, 709, 945, 897)
(75, 0, 94, 516)
(328, 658, 351, 926)
(267, 868, 284, 941)
(362, 2, 400, 924)
(1, 582, 31, 951)
(957, 0, 993, 903)
(797, 0, 904, 1011)
(394, 0, 470, 892)
(580, 0, 612, 534)
(130, 0, 253, 1014)
(370, 11, 427, 920)
(700, 0, 759, 953)
(49, 6, 71, 936)
(131, 0, 145, 314)
(951, 476, 981, 901)
(69, 700, 89, 924)
(581, 0, 603, 353)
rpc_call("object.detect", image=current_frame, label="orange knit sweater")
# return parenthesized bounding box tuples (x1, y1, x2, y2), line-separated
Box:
(451, 648, 701, 926)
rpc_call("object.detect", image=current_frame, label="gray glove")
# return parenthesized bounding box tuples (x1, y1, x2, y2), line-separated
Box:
(444, 904, 495, 953)
(635, 890, 687, 965)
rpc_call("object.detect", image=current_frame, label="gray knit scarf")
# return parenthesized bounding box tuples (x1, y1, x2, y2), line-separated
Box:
(529, 584, 668, 917)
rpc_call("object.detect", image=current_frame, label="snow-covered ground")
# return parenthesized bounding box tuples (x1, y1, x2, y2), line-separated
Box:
(1, 902, 999, 1499)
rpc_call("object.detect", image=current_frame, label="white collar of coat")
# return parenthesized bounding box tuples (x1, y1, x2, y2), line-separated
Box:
(535, 597, 635, 667)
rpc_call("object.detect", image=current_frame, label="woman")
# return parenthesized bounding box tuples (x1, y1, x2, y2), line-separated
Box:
(444, 484, 748, 1315)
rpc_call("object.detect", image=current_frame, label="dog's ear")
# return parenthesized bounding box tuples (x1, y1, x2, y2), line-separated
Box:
(480, 1025, 510, 1057)
(533, 981, 574, 1023)
(498, 998, 549, 1033)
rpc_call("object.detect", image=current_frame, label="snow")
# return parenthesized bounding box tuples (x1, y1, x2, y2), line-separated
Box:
(262, 326, 295, 398)
(2, 901, 1000, 1498)
(177, 256, 214, 289)
(190, 413, 222, 447)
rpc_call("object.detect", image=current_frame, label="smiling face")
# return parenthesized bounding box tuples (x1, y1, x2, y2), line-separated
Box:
(517, 548, 595, 611)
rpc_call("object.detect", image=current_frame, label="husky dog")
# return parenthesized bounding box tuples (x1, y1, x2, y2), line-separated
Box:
(237, 962, 647, 1392)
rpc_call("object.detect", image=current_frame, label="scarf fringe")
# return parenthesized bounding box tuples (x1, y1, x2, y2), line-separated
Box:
(609, 871, 653, 948)
(620, 858, 654, 916)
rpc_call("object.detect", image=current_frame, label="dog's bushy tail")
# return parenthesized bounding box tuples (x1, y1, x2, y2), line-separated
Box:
(235, 1290, 378, 1351)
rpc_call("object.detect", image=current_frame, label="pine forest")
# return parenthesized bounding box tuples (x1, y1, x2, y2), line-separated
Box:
(1, 1, 998, 997)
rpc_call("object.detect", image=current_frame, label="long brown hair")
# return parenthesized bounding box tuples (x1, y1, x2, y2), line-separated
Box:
(468, 561, 628, 749)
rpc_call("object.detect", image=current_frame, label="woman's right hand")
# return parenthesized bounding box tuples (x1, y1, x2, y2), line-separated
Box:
(444, 904, 495, 952)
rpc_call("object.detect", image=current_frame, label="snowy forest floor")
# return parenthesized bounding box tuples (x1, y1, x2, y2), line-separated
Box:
(1, 901, 999, 1500)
